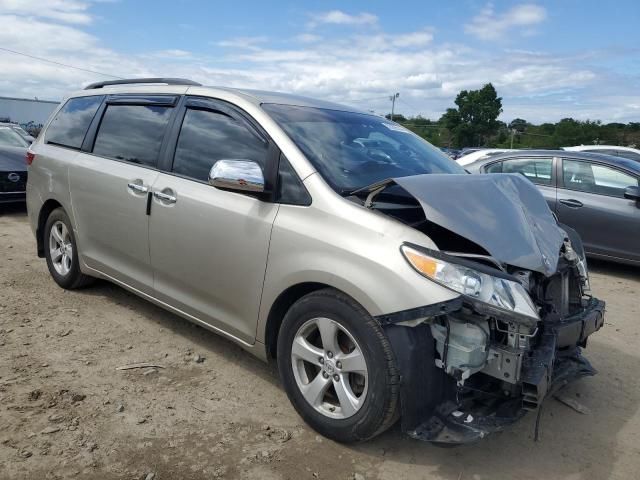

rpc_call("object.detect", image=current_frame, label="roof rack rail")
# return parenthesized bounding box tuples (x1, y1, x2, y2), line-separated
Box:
(84, 77, 202, 90)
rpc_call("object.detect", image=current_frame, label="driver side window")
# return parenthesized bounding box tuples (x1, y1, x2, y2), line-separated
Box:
(172, 108, 268, 182)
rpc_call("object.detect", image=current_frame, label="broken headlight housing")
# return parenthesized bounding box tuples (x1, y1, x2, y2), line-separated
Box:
(401, 245, 540, 321)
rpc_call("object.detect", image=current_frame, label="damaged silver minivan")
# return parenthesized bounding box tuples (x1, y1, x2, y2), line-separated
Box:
(27, 78, 604, 444)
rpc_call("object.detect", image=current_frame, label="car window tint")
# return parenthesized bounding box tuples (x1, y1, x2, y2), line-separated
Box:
(46, 96, 103, 149)
(501, 157, 552, 185)
(93, 104, 172, 167)
(485, 162, 502, 173)
(562, 159, 639, 197)
(262, 104, 463, 193)
(172, 108, 268, 182)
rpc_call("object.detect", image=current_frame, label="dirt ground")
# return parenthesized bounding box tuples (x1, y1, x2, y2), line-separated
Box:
(1, 205, 639, 480)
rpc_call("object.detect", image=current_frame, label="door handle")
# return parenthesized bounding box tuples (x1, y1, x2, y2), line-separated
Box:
(153, 190, 177, 204)
(559, 199, 583, 208)
(127, 182, 148, 193)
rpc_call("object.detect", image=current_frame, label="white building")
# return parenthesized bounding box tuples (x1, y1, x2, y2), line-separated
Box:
(0, 96, 59, 129)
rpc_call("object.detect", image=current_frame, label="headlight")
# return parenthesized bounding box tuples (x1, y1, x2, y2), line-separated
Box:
(401, 245, 540, 321)
(576, 256, 590, 292)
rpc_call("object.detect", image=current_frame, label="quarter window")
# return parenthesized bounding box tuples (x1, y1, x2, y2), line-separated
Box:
(172, 108, 268, 182)
(276, 154, 311, 205)
(46, 96, 103, 149)
(562, 159, 638, 197)
(499, 157, 553, 185)
(93, 104, 172, 167)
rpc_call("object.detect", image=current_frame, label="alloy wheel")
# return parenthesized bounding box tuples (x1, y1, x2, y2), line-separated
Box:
(49, 220, 73, 276)
(291, 317, 368, 419)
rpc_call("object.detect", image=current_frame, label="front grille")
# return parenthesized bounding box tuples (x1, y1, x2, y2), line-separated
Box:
(0, 192, 26, 203)
(0, 171, 27, 193)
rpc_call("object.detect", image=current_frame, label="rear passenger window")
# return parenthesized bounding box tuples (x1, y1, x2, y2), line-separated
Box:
(46, 96, 103, 149)
(501, 157, 553, 185)
(93, 105, 172, 167)
(562, 159, 639, 197)
(172, 109, 268, 182)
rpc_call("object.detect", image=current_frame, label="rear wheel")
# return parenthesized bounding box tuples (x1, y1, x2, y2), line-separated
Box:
(277, 288, 399, 442)
(44, 208, 94, 289)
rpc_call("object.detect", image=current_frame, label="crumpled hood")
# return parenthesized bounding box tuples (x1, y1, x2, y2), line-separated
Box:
(394, 173, 567, 276)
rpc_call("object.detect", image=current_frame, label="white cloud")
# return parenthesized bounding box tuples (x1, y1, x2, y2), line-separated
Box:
(0, 4, 637, 123)
(391, 30, 433, 48)
(0, 0, 92, 24)
(465, 3, 547, 40)
(215, 36, 268, 50)
(308, 10, 378, 28)
(148, 49, 194, 60)
(0, 15, 97, 52)
(295, 33, 322, 43)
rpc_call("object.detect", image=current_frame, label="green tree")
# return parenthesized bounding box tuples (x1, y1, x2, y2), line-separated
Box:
(509, 118, 528, 133)
(439, 83, 503, 147)
(385, 113, 407, 122)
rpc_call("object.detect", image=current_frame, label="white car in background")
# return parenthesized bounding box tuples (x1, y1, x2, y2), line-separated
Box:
(456, 148, 511, 166)
(563, 145, 640, 162)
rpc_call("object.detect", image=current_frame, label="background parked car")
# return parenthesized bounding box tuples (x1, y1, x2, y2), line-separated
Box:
(464, 150, 640, 265)
(439, 147, 460, 158)
(0, 125, 30, 148)
(0, 122, 35, 144)
(0, 125, 29, 204)
(0, 144, 28, 205)
(456, 148, 511, 166)
(563, 145, 640, 162)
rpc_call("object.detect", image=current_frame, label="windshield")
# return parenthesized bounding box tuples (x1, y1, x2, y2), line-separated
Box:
(0, 127, 29, 147)
(13, 126, 30, 137)
(262, 104, 464, 192)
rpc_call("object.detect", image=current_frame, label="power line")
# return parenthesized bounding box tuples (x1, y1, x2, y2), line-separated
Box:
(398, 97, 423, 115)
(0, 47, 122, 79)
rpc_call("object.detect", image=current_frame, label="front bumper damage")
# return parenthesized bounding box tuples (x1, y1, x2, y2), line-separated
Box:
(381, 297, 605, 445)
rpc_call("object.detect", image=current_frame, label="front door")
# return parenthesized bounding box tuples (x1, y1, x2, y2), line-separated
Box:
(556, 158, 640, 262)
(149, 98, 278, 343)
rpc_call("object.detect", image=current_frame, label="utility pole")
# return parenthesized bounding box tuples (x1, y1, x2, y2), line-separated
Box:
(510, 129, 515, 149)
(389, 92, 399, 121)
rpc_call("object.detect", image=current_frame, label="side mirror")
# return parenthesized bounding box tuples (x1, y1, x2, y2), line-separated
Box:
(623, 185, 640, 203)
(209, 159, 265, 193)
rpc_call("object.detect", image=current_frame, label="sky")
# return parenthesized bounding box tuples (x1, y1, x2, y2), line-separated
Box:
(0, 0, 639, 123)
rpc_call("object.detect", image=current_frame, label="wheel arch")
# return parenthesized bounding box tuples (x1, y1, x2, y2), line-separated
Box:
(264, 282, 333, 360)
(36, 199, 64, 258)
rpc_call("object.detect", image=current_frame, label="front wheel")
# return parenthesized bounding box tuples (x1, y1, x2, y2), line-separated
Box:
(44, 208, 94, 289)
(277, 289, 399, 442)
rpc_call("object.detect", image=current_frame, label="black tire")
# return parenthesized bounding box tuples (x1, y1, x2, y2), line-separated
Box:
(44, 208, 94, 289)
(277, 288, 399, 442)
